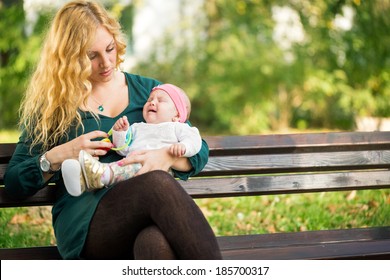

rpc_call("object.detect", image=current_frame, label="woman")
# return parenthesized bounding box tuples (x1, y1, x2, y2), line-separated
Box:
(4, 0, 221, 260)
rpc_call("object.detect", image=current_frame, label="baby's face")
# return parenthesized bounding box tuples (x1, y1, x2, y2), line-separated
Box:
(143, 90, 179, 124)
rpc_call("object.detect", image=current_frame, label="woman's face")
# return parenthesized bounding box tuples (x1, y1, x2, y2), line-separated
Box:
(87, 26, 117, 84)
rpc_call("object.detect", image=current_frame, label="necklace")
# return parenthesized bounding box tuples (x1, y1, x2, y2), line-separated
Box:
(90, 95, 104, 112)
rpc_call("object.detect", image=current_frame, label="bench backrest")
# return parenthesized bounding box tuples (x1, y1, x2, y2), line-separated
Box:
(1, 131, 390, 207)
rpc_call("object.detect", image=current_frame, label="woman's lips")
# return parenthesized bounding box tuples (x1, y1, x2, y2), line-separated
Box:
(100, 68, 112, 77)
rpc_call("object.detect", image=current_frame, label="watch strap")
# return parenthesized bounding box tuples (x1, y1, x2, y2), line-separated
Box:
(40, 152, 61, 174)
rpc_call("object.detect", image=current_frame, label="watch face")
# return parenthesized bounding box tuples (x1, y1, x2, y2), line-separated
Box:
(40, 157, 50, 172)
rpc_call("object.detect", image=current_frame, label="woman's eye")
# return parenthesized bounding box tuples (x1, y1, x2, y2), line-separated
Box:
(88, 53, 96, 60)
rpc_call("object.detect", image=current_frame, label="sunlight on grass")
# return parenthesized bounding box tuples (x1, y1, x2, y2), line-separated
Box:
(0, 130, 19, 143)
(0, 207, 55, 248)
(196, 190, 390, 236)
(1, 188, 389, 248)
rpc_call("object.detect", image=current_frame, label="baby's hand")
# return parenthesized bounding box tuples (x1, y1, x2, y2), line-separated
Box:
(169, 143, 186, 157)
(113, 116, 129, 131)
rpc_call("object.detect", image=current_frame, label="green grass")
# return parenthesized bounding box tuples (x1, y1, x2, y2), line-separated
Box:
(0, 190, 388, 248)
(0, 129, 20, 143)
(0, 207, 55, 248)
(197, 190, 390, 236)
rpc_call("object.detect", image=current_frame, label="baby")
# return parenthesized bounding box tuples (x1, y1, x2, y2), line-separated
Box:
(62, 84, 202, 196)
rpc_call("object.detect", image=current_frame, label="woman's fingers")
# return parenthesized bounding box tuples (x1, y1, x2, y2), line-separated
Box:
(70, 131, 112, 157)
(118, 149, 173, 176)
(119, 150, 147, 166)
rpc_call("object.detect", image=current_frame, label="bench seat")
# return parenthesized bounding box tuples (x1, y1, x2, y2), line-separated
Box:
(1, 226, 389, 260)
(1, 131, 390, 260)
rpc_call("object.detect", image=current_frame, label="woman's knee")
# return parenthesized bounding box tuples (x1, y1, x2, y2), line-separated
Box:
(139, 170, 191, 203)
(145, 170, 175, 182)
(140, 170, 181, 190)
(133, 225, 176, 260)
(112, 170, 188, 204)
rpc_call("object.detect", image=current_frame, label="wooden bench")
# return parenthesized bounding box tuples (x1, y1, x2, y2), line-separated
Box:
(1, 131, 390, 260)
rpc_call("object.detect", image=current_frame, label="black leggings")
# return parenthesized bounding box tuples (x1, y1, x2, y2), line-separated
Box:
(82, 170, 222, 259)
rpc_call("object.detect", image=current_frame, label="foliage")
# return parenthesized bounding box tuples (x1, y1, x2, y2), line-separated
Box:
(0, 0, 134, 129)
(0, 0, 389, 134)
(134, 0, 390, 134)
(0, 0, 51, 129)
(0, 1, 27, 129)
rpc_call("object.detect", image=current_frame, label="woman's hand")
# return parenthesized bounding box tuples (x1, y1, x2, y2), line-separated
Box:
(45, 131, 113, 170)
(119, 147, 192, 176)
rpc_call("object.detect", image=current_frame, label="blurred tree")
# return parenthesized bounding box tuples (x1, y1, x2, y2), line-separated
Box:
(134, 0, 389, 134)
(1, 0, 389, 134)
(343, 0, 390, 118)
(0, 0, 27, 129)
(288, 0, 390, 129)
(0, 0, 134, 129)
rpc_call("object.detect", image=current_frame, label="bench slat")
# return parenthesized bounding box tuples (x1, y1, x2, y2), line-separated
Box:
(1, 227, 389, 260)
(202, 150, 390, 176)
(183, 170, 390, 198)
(0, 246, 62, 260)
(0, 143, 15, 161)
(217, 227, 390, 250)
(206, 131, 390, 155)
(221, 239, 390, 260)
(2, 169, 390, 206)
(2, 132, 390, 182)
(219, 226, 390, 260)
(0, 186, 57, 208)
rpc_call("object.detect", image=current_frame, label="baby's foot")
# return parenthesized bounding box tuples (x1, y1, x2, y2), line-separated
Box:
(62, 159, 86, 197)
(79, 150, 108, 190)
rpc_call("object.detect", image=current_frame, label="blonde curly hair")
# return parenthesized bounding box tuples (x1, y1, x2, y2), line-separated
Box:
(19, 1, 126, 152)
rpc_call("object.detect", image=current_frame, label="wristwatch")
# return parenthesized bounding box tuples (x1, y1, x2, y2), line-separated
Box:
(39, 152, 60, 174)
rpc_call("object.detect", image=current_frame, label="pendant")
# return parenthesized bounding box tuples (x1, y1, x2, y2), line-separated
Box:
(98, 105, 104, 112)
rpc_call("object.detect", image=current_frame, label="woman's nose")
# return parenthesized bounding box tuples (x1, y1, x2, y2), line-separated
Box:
(99, 55, 110, 68)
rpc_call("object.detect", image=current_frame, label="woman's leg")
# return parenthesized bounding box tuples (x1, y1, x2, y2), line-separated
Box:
(82, 170, 221, 260)
(133, 225, 176, 260)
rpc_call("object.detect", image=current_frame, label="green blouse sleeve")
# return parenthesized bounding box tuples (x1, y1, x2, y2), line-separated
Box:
(173, 138, 209, 180)
(172, 119, 209, 181)
(4, 134, 59, 198)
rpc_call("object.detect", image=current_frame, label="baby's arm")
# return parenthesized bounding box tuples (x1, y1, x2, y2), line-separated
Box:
(113, 116, 129, 132)
(173, 123, 202, 157)
(112, 116, 132, 157)
(169, 143, 187, 157)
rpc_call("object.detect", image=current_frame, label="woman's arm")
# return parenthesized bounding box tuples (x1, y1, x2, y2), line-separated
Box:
(120, 138, 209, 180)
(4, 130, 112, 198)
(4, 140, 51, 198)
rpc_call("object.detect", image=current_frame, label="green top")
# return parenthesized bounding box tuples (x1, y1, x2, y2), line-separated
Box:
(4, 73, 209, 259)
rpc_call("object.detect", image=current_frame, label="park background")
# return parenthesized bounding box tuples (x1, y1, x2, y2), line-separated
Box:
(0, 0, 389, 249)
